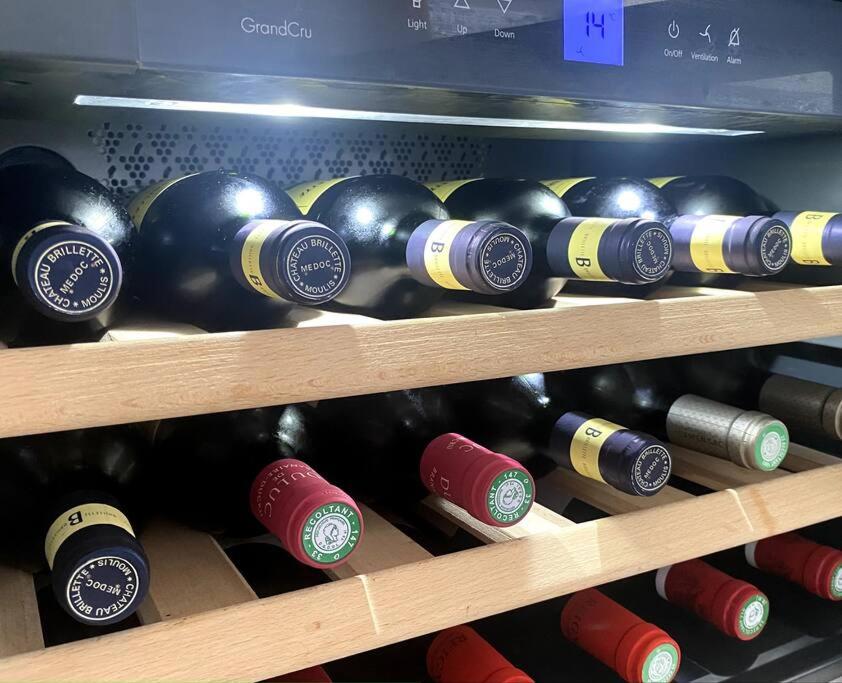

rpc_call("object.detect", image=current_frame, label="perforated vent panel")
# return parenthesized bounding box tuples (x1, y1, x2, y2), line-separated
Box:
(87, 122, 490, 198)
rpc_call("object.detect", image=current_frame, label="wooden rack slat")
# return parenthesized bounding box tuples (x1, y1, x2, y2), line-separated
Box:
(137, 521, 257, 624)
(325, 504, 433, 581)
(782, 443, 841, 472)
(420, 497, 574, 545)
(4, 285, 842, 438)
(668, 444, 786, 489)
(540, 469, 693, 514)
(1, 465, 839, 682)
(0, 566, 43, 657)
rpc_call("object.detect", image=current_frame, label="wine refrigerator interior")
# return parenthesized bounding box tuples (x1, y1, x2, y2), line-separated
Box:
(1, 0, 842, 681)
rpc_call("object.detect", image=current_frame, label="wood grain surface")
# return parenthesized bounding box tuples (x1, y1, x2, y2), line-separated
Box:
(4, 285, 842, 438)
(1, 464, 839, 682)
(0, 565, 42, 657)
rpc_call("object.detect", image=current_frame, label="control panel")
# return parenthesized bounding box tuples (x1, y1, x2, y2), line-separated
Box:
(1, 0, 840, 118)
(134, 0, 842, 116)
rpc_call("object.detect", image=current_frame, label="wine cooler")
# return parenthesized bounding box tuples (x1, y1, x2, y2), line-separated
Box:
(1, 0, 842, 681)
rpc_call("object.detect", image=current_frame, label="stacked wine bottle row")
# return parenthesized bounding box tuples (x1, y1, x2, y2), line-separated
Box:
(5, 353, 839, 644)
(2, 148, 842, 347)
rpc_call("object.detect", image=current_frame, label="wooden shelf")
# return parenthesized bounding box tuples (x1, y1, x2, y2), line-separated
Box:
(4, 283, 842, 438)
(1, 460, 839, 682)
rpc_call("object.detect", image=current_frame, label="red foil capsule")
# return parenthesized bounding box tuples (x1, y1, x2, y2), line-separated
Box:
(561, 589, 681, 683)
(420, 433, 535, 527)
(266, 665, 332, 682)
(250, 459, 364, 569)
(656, 559, 769, 640)
(746, 533, 842, 601)
(427, 625, 534, 683)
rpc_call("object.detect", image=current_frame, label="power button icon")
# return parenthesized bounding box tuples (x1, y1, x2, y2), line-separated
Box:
(668, 20, 680, 39)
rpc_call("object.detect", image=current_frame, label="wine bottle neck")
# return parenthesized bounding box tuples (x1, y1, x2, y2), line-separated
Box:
(666, 394, 788, 470)
(43, 490, 149, 625)
(230, 219, 350, 305)
(405, 219, 531, 294)
(11, 220, 122, 321)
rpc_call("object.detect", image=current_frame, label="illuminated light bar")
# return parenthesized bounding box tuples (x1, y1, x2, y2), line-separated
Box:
(74, 95, 764, 137)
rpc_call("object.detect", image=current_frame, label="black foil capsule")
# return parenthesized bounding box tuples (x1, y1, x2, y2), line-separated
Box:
(549, 411, 672, 496)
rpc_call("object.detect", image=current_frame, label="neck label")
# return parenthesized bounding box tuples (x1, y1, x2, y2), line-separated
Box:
(569, 417, 621, 484)
(421, 220, 472, 290)
(45, 503, 135, 568)
(789, 211, 835, 266)
(426, 179, 479, 202)
(286, 178, 350, 215)
(128, 174, 195, 228)
(11, 222, 70, 280)
(239, 220, 284, 298)
(567, 218, 613, 280)
(541, 177, 594, 197)
(689, 215, 737, 273)
(648, 176, 683, 189)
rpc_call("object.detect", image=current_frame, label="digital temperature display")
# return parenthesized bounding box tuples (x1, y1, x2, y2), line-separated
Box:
(564, 0, 624, 66)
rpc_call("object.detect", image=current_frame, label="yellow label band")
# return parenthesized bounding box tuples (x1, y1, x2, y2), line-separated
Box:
(240, 221, 283, 299)
(45, 503, 135, 568)
(10, 221, 72, 284)
(568, 218, 613, 280)
(570, 418, 622, 484)
(689, 215, 737, 273)
(128, 174, 195, 228)
(286, 178, 350, 215)
(790, 212, 835, 266)
(540, 177, 594, 197)
(648, 176, 683, 189)
(423, 220, 471, 290)
(425, 179, 479, 202)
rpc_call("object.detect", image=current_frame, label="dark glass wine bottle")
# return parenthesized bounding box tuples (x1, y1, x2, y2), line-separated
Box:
(311, 388, 536, 527)
(152, 407, 363, 569)
(566, 360, 790, 471)
(129, 170, 351, 332)
(678, 349, 842, 442)
(287, 175, 532, 318)
(429, 178, 672, 308)
(0, 146, 76, 173)
(0, 427, 150, 625)
(539, 177, 678, 298)
(446, 374, 672, 497)
(541, 177, 678, 224)
(668, 214, 791, 278)
(649, 176, 776, 216)
(0, 162, 131, 341)
(647, 176, 792, 283)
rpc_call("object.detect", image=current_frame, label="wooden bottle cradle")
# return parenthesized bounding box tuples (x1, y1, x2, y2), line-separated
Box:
(1, 282, 841, 680)
(2, 283, 842, 438)
(0, 444, 838, 682)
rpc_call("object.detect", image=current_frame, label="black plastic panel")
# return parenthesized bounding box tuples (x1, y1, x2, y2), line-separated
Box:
(135, 0, 842, 117)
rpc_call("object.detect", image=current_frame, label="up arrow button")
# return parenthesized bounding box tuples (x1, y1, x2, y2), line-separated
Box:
(498, 0, 512, 13)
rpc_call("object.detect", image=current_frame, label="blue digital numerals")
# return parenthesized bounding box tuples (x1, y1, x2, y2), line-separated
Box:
(564, 0, 624, 66)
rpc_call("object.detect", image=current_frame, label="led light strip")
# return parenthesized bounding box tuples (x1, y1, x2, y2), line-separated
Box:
(74, 95, 763, 137)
